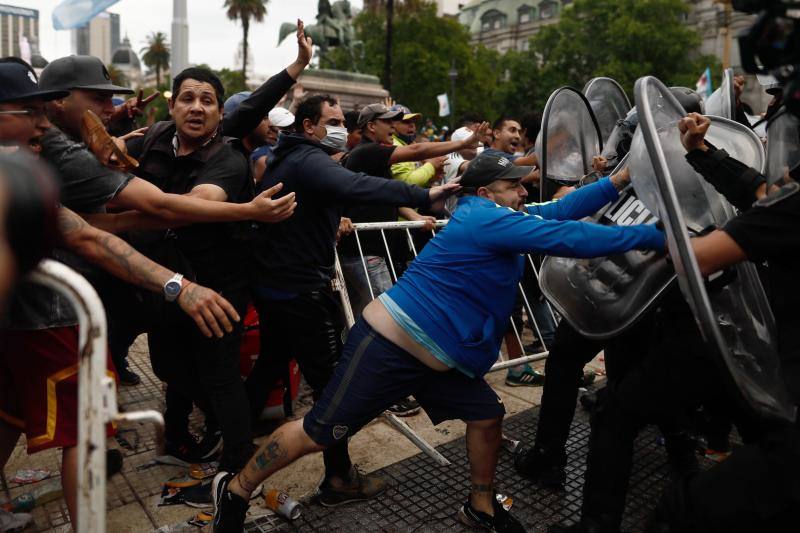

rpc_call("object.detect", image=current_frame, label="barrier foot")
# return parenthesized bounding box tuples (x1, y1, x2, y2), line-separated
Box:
(382, 412, 451, 466)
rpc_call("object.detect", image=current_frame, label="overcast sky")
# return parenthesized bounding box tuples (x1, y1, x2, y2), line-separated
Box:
(20, 0, 365, 76)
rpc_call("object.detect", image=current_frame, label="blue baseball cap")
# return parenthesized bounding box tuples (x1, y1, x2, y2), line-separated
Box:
(223, 91, 251, 116)
(0, 62, 69, 104)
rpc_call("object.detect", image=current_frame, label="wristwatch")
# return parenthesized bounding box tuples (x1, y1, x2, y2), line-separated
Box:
(163, 273, 184, 302)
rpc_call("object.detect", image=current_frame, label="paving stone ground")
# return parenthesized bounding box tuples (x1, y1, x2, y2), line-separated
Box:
(2, 331, 710, 533)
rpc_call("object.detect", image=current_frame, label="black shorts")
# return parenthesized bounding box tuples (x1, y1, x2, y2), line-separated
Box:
(303, 319, 506, 447)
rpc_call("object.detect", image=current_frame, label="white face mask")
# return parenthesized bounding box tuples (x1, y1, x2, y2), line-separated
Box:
(320, 125, 348, 152)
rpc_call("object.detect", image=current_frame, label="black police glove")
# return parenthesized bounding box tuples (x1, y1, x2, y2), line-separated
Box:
(685, 141, 766, 212)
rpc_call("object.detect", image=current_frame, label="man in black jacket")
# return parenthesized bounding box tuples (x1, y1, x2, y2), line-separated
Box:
(243, 93, 459, 508)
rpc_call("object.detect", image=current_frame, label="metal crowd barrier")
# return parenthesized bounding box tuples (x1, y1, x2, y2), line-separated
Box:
(29, 260, 164, 533)
(332, 219, 559, 465)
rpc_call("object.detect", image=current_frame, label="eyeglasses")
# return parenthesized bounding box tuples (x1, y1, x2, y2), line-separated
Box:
(0, 107, 46, 119)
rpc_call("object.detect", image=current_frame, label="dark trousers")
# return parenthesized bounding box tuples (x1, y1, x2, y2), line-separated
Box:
(149, 290, 252, 472)
(245, 288, 352, 480)
(580, 305, 728, 530)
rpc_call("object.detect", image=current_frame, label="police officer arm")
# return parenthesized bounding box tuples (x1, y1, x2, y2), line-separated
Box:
(222, 20, 312, 139)
(690, 230, 748, 277)
(388, 122, 489, 165)
(679, 113, 771, 210)
(57, 207, 240, 338)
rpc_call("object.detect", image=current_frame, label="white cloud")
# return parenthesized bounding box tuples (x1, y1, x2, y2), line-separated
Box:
(21, 0, 364, 77)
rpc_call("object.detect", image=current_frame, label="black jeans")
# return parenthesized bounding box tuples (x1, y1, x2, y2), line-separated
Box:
(148, 289, 252, 472)
(245, 288, 352, 480)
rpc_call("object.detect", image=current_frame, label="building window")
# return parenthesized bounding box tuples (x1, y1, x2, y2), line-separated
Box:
(519, 5, 535, 24)
(540, 1, 558, 19)
(481, 9, 507, 31)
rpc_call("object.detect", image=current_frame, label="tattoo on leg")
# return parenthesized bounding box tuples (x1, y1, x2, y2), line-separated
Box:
(254, 439, 286, 471)
(471, 483, 494, 493)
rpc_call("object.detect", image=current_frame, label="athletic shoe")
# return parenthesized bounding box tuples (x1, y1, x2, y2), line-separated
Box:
(513, 446, 566, 487)
(155, 436, 204, 467)
(117, 366, 141, 386)
(183, 481, 214, 509)
(457, 495, 526, 532)
(195, 427, 223, 461)
(316, 465, 388, 507)
(505, 365, 545, 387)
(387, 397, 421, 417)
(212, 472, 248, 533)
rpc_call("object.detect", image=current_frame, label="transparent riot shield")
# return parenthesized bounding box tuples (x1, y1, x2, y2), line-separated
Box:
(631, 75, 795, 422)
(584, 77, 632, 144)
(705, 67, 736, 120)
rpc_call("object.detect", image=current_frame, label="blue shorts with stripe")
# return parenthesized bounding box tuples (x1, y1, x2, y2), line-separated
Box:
(303, 318, 506, 447)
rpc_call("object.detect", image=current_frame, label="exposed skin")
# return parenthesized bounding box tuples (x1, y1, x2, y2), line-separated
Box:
(46, 88, 116, 140)
(491, 119, 538, 173)
(393, 117, 417, 138)
(168, 79, 221, 155)
(0, 98, 50, 150)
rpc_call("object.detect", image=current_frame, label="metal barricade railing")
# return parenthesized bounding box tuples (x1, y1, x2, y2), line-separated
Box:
(333, 219, 559, 464)
(29, 260, 164, 533)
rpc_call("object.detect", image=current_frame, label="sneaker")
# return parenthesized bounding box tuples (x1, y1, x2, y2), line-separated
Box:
(156, 436, 204, 467)
(195, 427, 223, 461)
(457, 495, 526, 532)
(183, 481, 214, 509)
(513, 446, 566, 487)
(387, 397, 421, 417)
(316, 465, 388, 507)
(505, 365, 545, 387)
(212, 472, 249, 533)
(117, 366, 141, 386)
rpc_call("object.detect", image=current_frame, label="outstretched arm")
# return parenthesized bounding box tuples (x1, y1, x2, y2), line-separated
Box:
(58, 207, 240, 338)
(389, 123, 489, 164)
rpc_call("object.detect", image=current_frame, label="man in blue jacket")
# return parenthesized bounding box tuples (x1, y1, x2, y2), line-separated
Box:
(213, 153, 665, 533)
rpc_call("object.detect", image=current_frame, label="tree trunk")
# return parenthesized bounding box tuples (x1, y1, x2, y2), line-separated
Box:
(242, 17, 250, 82)
(156, 65, 161, 88)
(384, 0, 394, 93)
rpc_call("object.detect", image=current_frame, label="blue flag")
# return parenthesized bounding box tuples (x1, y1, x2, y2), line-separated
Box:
(695, 66, 713, 98)
(52, 0, 122, 30)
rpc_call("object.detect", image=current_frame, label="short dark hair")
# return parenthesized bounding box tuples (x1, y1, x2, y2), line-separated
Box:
(0, 56, 37, 81)
(458, 112, 484, 127)
(172, 67, 225, 107)
(492, 116, 519, 132)
(344, 110, 359, 133)
(294, 94, 338, 131)
(520, 112, 542, 142)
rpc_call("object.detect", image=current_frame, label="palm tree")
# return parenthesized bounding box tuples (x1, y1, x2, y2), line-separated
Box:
(140, 32, 170, 88)
(224, 0, 268, 81)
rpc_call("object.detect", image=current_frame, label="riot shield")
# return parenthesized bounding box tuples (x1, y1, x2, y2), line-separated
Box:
(583, 77, 632, 145)
(766, 108, 800, 186)
(704, 67, 736, 119)
(632, 75, 795, 422)
(537, 87, 603, 202)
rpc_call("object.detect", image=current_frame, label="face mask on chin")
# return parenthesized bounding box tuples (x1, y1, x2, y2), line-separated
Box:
(320, 125, 348, 152)
(397, 132, 415, 144)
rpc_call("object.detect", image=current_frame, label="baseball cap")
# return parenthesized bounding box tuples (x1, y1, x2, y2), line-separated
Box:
(460, 153, 533, 189)
(223, 91, 251, 116)
(451, 126, 474, 143)
(390, 104, 421, 122)
(268, 107, 295, 128)
(40, 55, 134, 94)
(0, 62, 69, 103)
(357, 103, 403, 127)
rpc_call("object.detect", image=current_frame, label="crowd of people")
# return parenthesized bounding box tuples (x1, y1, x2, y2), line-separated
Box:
(0, 4, 798, 532)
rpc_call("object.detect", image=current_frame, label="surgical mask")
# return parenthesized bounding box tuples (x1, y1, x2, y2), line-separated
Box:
(321, 125, 348, 152)
(397, 132, 415, 145)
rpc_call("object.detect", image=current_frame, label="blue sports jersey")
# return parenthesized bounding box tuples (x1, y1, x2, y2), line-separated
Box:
(384, 178, 665, 377)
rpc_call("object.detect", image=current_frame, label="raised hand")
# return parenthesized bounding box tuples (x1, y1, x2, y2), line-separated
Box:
(461, 122, 490, 150)
(248, 183, 297, 223)
(116, 90, 160, 120)
(296, 19, 313, 66)
(428, 180, 461, 212)
(678, 112, 711, 153)
(177, 281, 241, 338)
(592, 155, 608, 173)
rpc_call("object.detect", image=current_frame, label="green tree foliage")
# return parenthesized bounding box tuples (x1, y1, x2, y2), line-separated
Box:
(106, 64, 127, 88)
(224, 0, 269, 82)
(324, 0, 503, 122)
(498, 0, 720, 115)
(140, 31, 170, 89)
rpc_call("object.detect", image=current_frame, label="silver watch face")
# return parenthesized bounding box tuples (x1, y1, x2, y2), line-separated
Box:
(165, 281, 182, 298)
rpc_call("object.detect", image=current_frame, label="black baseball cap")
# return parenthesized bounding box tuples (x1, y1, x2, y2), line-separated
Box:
(40, 55, 134, 94)
(460, 153, 533, 188)
(357, 103, 403, 128)
(0, 62, 69, 103)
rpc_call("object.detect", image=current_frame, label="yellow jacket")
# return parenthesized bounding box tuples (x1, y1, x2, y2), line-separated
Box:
(390, 135, 436, 187)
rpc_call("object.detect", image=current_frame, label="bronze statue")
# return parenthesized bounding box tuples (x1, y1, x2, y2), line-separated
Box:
(278, 0, 363, 71)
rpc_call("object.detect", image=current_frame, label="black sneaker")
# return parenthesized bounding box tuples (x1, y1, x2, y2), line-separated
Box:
(156, 436, 203, 467)
(196, 427, 223, 461)
(212, 472, 249, 533)
(184, 481, 214, 508)
(513, 446, 566, 487)
(387, 397, 421, 417)
(316, 465, 388, 507)
(117, 366, 141, 386)
(458, 495, 526, 532)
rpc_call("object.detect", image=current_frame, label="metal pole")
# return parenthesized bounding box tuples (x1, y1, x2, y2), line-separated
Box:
(384, 0, 394, 93)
